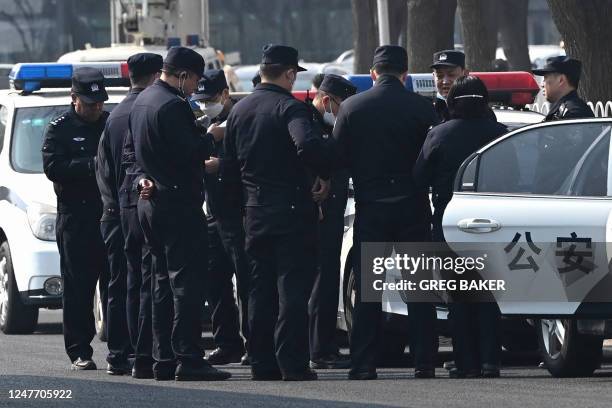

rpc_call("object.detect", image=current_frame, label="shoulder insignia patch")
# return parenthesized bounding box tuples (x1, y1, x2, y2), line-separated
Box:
(49, 114, 68, 127)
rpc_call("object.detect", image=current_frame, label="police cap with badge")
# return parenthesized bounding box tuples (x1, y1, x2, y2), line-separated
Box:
(261, 44, 307, 72)
(71, 67, 108, 103)
(127, 52, 163, 78)
(532, 56, 582, 83)
(431, 50, 465, 69)
(319, 74, 357, 101)
(192, 69, 228, 102)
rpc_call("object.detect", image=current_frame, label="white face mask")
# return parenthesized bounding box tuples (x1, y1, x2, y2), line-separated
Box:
(198, 101, 224, 119)
(323, 99, 336, 126)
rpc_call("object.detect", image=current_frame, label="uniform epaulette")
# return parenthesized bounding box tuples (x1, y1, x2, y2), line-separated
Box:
(49, 114, 69, 127)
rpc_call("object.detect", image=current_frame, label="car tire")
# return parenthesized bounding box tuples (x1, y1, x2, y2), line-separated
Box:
(536, 318, 602, 377)
(94, 283, 107, 342)
(343, 264, 409, 366)
(0, 241, 39, 334)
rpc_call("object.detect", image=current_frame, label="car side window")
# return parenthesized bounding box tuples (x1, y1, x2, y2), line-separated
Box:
(476, 123, 611, 197)
(0, 105, 7, 154)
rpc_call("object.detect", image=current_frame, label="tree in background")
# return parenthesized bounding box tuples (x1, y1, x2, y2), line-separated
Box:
(498, 0, 531, 70)
(547, 0, 612, 102)
(457, 0, 498, 71)
(351, 0, 378, 73)
(407, 0, 456, 72)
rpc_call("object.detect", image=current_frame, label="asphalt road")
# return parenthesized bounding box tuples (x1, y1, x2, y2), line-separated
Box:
(2, 310, 612, 408)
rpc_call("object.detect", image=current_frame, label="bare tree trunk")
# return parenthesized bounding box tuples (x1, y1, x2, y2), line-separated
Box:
(436, 0, 457, 51)
(458, 0, 499, 71)
(406, 0, 440, 72)
(389, 0, 408, 45)
(498, 0, 531, 70)
(547, 0, 612, 103)
(351, 0, 378, 74)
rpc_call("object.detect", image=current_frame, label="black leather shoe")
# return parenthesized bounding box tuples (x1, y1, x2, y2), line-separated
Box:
(310, 353, 351, 369)
(107, 361, 131, 375)
(205, 348, 243, 365)
(282, 368, 318, 381)
(414, 368, 436, 379)
(71, 358, 97, 371)
(240, 353, 251, 366)
(153, 363, 177, 381)
(481, 364, 501, 378)
(175, 361, 232, 381)
(132, 361, 155, 379)
(348, 369, 377, 380)
(251, 370, 282, 381)
(449, 368, 481, 379)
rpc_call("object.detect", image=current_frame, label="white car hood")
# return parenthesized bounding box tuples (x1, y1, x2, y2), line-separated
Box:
(8, 172, 57, 212)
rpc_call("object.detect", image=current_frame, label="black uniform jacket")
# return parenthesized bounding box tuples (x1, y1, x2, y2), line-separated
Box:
(414, 118, 507, 211)
(130, 79, 213, 209)
(333, 74, 439, 203)
(544, 90, 594, 121)
(96, 88, 143, 221)
(42, 106, 108, 213)
(224, 83, 333, 207)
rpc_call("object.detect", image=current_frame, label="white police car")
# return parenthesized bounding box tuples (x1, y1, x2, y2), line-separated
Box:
(0, 62, 129, 334)
(338, 72, 547, 363)
(443, 117, 612, 377)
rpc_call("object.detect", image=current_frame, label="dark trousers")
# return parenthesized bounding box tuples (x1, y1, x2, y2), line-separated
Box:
(100, 217, 132, 364)
(450, 303, 501, 371)
(138, 199, 208, 368)
(205, 218, 244, 353)
(56, 209, 108, 362)
(121, 206, 153, 364)
(217, 214, 251, 350)
(309, 189, 348, 360)
(245, 207, 318, 375)
(349, 199, 437, 373)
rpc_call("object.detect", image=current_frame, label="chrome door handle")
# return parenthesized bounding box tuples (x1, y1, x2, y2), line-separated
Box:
(457, 218, 501, 233)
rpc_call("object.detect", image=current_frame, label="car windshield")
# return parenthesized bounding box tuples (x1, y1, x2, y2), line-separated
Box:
(11, 104, 116, 174)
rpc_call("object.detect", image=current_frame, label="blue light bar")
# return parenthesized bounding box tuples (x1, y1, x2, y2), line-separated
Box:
(347, 73, 436, 97)
(8, 62, 129, 93)
(10, 63, 72, 81)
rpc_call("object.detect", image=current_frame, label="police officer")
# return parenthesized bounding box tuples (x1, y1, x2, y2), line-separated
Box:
(42, 68, 110, 370)
(414, 76, 505, 378)
(224, 44, 333, 381)
(334, 45, 439, 380)
(130, 47, 231, 381)
(533, 56, 594, 121)
(96, 53, 162, 377)
(307, 74, 356, 370)
(431, 50, 469, 122)
(191, 70, 250, 366)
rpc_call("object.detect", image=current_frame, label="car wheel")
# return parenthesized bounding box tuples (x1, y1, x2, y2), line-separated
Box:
(343, 265, 357, 338)
(536, 318, 602, 377)
(0, 241, 39, 334)
(94, 283, 107, 342)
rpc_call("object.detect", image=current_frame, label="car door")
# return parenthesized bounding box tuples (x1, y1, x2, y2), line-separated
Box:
(443, 119, 612, 316)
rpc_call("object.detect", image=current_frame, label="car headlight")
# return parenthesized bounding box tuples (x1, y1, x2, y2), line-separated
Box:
(26, 202, 57, 241)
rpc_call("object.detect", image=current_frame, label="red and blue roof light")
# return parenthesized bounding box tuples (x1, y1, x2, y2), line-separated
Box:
(346, 71, 540, 107)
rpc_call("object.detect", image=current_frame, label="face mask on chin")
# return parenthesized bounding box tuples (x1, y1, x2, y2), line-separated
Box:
(323, 99, 336, 127)
(198, 100, 224, 119)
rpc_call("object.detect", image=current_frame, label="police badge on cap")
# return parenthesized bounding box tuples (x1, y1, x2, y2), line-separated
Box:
(71, 67, 108, 103)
